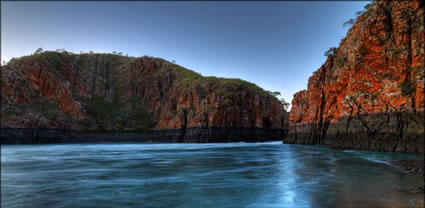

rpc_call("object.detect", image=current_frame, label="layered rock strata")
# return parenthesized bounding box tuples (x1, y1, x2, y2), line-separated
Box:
(285, 0, 424, 154)
(1, 52, 288, 143)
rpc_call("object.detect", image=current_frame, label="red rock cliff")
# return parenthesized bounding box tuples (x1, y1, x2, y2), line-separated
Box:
(285, 0, 424, 153)
(1, 52, 288, 143)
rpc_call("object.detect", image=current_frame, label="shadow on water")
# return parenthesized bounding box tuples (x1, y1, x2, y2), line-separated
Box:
(1, 142, 423, 208)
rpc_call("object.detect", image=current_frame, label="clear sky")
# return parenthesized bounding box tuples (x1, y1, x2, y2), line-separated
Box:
(1, 1, 370, 106)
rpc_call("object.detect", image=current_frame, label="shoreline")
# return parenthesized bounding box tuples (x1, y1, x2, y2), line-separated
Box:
(284, 112, 425, 154)
(391, 159, 425, 194)
(0, 127, 288, 144)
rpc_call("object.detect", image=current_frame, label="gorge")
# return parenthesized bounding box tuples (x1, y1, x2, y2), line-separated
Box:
(1, 1, 425, 207)
(1, 0, 424, 154)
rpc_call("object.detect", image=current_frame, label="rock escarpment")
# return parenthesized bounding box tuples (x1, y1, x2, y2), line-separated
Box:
(285, 0, 424, 153)
(1, 52, 288, 143)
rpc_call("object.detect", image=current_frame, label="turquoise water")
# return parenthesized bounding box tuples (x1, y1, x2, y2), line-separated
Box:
(1, 142, 423, 208)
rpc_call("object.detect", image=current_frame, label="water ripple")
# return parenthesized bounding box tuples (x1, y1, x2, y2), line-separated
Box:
(2, 142, 423, 208)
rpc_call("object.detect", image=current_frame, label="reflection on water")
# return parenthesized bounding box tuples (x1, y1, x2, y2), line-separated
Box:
(1, 142, 423, 208)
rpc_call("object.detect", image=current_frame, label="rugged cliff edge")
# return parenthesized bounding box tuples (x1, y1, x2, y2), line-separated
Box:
(1, 52, 288, 143)
(285, 0, 424, 154)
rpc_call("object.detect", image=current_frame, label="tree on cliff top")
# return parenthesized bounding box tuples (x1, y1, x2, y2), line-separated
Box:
(343, 18, 356, 27)
(324, 47, 337, 57)
(267, 91, 289, 110)
(343, 1, 376, 28)
(34, 48, 43, 54)
(267, 91, 281, 97)
(280, 98, 290, 110)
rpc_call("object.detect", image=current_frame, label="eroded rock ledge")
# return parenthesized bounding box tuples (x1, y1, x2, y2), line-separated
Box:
(285, 112, 424, 154)
(1, 127, 287, 144)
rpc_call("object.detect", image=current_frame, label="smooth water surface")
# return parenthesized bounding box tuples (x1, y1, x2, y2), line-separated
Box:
(2, 142, 424, 208)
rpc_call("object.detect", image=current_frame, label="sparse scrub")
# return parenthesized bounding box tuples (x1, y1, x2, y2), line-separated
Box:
(324, 47, 337, 57)
(343, 18, 356, 27)
(399, 80, 416, 97)
(279, 98, 290, 110)
(267, 91, 281, 97)
(335, 55, 347, 68)
(358, 48, 368, 58)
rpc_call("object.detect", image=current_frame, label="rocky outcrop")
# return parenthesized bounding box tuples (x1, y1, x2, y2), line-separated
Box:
(1, 52, 288, 143)
(285, 0, 424, 153)
(0, 127, 287, 144)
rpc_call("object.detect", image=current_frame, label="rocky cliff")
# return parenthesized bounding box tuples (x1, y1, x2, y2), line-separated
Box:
(1, 52, 288, 143)
(285, 0, 424, 153)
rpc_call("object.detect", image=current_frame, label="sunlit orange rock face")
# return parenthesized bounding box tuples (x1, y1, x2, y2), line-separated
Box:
(286, 0, 424, 153)
(1, 53, 288, 142)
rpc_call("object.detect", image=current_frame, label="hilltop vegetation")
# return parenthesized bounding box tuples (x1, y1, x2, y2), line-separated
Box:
(1, 49, 288, 133)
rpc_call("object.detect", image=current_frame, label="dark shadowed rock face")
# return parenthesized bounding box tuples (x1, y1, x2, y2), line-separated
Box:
(285, 0, 424, 154)
(1, 53, 288, 143)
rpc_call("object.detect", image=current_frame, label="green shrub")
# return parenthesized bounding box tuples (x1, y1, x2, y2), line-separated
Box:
(399, 80, 416, 97)
(172, 64, 267, 96)
(203, 104, 214, 113)
(279, 98, 290, 110)
(171, 109, 178, 118)
(34, 48, 43, 54)
(335, 55, 346, 68)
(324, 47, 337, 57)
(391, 48, 404, 61)
(175, 65, 203, 87)
(267, 91, 281, 97)
(363, 1, 375, 17)
(358, 48, 368, 58)
(343, 18, 356, 27)
(196, 86, 208, 100)
(131, 107, 155, 131)
(21, 51, 76, 71)
(370, 93, 379, 100)
(31, 98, 61, 120)
(86, 96, 120, 119)
(382, 72, 394, 80)
(222, 98, 232, 106)
(414, 65, 424, 78)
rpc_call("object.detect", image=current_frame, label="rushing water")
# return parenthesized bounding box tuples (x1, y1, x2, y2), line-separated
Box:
(1, 142, 424, 208)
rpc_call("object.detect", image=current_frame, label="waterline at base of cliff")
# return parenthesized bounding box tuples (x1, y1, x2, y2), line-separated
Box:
(0, 127, 288, 144)
(284, 112, 424, 154)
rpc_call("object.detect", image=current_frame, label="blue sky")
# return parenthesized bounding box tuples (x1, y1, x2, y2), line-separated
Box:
(1, 1, 369, 106)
